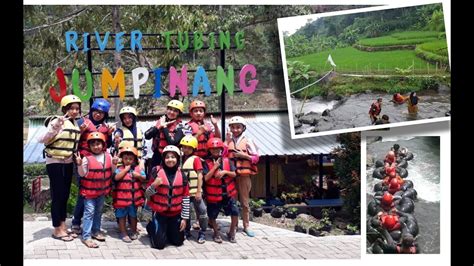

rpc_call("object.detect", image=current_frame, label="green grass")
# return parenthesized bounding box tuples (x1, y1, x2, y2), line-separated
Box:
(294, 75, 450, 99)
(357, 31, 442, 47)
(357, 36, 437, 47)
(418, 40, 448, 56)
(391, 31, 440, 40)
(289, 47, 444, 74)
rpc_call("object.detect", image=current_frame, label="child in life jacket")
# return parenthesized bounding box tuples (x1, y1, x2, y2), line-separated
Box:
(225, 116, 259, 237)
(113, 145, 146, 243)
(180, 135, 208, 243)
(184, 100, 221, 158)
(113, 106, 146, 170)
(71, 98, 114, 236)
(203, 138, 238, 243)
(75, 132, 116, 248)
(145, 145, 190, 249)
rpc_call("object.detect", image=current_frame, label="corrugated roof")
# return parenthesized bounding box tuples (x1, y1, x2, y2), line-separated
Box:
(24, 113, 338, 164)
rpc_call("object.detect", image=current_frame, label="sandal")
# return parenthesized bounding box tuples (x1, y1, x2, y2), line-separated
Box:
(71, 225, 82, 235)
(129, 232, 139, 240)
(226, 232, 236, 243)
(52, 234, 74, 242)
(121, 234, 132, 243)
(213, 233, 223, 244)
(92, 233, 106, 242)
(82, 239, 99, 248)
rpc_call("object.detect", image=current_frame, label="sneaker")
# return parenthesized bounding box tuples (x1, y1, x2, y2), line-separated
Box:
(226, 232, 236, 243)
(243, 229, 255, 237)
(197, 233, 206, 244)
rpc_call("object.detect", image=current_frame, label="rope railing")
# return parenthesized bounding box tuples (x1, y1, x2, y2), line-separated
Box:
(290, 70, 333, 95)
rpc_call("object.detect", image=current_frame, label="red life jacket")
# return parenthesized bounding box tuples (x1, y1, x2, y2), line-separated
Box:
(227, 136, 258, 175)
(80, 154, 113, 199)
(204, 158, 237, 203)
(112, 165, 145, 208)
(152, 119, 182, 154)
(147, 168, 187, 213)
(369, 101, 381, 116)
(78, 117, 110, 157)
(380, 213, 401, 231)
(396, 245, 417, 254)
(186, 120, 214, 158)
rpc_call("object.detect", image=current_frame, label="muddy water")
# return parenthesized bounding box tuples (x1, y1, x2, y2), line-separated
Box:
(292, 88, 450, 134)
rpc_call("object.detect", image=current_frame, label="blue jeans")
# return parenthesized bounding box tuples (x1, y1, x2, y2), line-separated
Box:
(82, 196, 105, 240)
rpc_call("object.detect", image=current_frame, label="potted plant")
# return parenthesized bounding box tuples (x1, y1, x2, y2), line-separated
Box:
(320, 216, 332, 232)
(345, 224, 359, 235)
(271, 206, 284, 218)
(308, 222, 323, 237)
(250, 199, 266, 217)
(294, 217, 306, 233)
(321, 208, 337, 220)
(285, 207, 298, 219)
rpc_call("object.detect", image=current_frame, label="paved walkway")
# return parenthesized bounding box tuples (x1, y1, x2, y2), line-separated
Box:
(24, 218, 360, 260)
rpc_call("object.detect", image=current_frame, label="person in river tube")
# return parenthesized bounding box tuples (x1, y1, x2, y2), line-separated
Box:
(390, 93, 407, 104)
(369, 98, 383, 124)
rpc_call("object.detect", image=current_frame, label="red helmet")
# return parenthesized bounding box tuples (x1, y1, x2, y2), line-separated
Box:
(381, 192, 393, 205)
(382, 214, 398, 229)
(207, 137, 224, 149)
(389, 171, 396, 178)
(389, 178, 400, 189)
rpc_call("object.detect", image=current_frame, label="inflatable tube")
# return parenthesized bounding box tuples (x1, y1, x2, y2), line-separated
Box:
(397, 167, 408, 178)
(374, 191, 384, 198)
(375, 160, 385, 168)
(373, 167, 385, 179)
(397, 159, 408, 169)
(405, 152, 414, 161)
(368, 200, 381, 216)
(401, 180, 414, 190)
(402, 188, 417, 200)
(390, 230, 402, 242)
(374, 182, 384, 192)
(396, 197, 415, 213)
(406, 219, 419, 237)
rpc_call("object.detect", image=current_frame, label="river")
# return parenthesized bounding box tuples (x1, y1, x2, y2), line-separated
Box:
(292, 88, 450, 134)
(366, 136, 440, 254)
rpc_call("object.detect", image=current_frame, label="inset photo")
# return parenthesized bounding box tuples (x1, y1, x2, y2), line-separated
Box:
(278, 3, 450, 138)
(366, 136, 440, 254)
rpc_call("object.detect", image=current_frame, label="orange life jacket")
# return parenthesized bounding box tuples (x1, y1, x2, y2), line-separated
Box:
(147, 168, 187, 213)
(78, 117, 110, 157)
(204, 158, 237, 203)
(152, 119, 182, 154)
(80, 154, 113, 199)
(227, 136, 258, 175)
(186, 120, 214, 158)
(112, 165, 145, 208)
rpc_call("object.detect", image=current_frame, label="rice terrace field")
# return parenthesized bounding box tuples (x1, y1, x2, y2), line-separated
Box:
(289, 31, 448, 75)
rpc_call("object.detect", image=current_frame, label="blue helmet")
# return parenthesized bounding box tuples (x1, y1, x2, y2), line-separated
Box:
(91, 98, 111, 113)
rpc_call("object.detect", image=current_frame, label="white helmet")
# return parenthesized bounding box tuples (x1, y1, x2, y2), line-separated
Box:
(162, 145, 182, 157)
(228, 116, 246, 126)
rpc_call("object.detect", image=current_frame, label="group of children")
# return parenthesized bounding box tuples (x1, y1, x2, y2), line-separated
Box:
(40, 95, 259, 250)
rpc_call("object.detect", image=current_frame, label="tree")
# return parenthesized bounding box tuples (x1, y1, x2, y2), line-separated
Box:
(332, 132, 361, 227)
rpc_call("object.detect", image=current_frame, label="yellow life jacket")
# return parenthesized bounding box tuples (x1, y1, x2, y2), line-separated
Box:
(44, 118, 81, 159)
(182, 155, 199, 196)
(121, 127, 144, 158)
